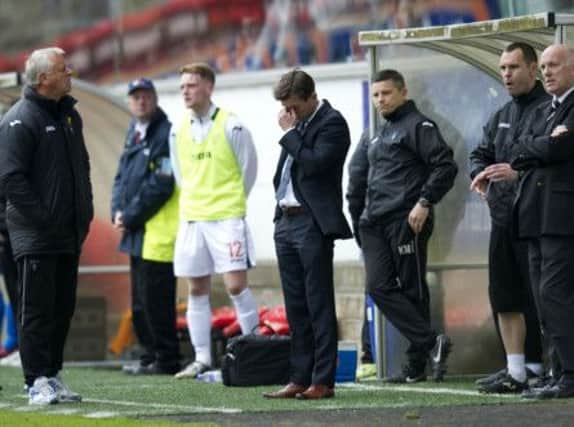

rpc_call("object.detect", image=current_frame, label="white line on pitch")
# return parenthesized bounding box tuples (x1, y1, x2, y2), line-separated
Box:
(47, 408, 82, 415)
(84, 398, 242, 413)
(84, 411, 120, 418)
(339, 382, 517, 398)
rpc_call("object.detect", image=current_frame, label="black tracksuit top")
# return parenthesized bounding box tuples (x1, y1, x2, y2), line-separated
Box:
(347, 100, 457, 225)
(0, 86, 93, 258)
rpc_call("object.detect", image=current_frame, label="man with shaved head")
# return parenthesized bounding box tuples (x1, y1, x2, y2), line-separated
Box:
(511, 44, 574, 399)
(470, 42, 547, 394)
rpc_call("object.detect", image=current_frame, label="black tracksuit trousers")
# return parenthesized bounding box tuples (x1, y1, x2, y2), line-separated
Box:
(130, 256, 180, 370)
(17, 253, 79, 386)
(360, 217, 436, 364)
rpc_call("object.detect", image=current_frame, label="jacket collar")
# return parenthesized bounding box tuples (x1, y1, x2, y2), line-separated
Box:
(305, 99, 331, 130)
(383, 99, 417, 123)
(130, 106, 167, 131)
(513, 80, 546, 106)
(24, 85, 77, 119)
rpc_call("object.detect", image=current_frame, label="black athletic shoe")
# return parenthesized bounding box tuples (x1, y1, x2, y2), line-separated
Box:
(384, 364, 427, 384)
(522, 377, 574, 399)
(529, 374, 553, 389)
(429, 334, 452, 382)
(522, 376, 559, 398)
(478, 373, 529, 394)
(475, 368, 506, 386)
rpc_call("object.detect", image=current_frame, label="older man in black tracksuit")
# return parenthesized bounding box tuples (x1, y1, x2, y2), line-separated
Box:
(470, 43, 547, 393)
(347, 69, 457, 383)
(111, 78, 180, 376)
(0, 193, 18, 339)
(0, 47, 93, 405)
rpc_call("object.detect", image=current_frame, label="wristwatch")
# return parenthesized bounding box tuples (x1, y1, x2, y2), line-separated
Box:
(418, 197, 432, 208)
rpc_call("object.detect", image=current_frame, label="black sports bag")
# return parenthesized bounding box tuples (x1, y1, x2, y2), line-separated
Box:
(221, 334, 290, 386)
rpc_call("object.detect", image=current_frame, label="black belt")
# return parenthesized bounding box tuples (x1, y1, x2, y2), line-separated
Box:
(281, 206, 305, 216)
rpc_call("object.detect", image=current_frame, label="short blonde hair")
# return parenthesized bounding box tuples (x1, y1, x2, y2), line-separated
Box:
(179, 63, 215, 85)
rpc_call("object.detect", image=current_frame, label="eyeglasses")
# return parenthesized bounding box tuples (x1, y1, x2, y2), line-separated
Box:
(47, 64, 73, 75)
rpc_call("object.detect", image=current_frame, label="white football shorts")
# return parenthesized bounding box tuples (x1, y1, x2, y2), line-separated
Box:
(173, 217, 256, 278)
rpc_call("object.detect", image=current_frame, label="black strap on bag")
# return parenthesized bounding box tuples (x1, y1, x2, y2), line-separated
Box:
(221, 334, 291, 386)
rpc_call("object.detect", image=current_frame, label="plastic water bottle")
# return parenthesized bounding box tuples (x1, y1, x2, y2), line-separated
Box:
(196, 370, 222, 383)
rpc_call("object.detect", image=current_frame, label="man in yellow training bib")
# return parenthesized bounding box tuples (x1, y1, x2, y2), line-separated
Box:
(169, 63, 259, 379)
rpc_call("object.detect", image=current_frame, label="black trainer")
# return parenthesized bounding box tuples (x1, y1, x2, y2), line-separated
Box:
(477, 373, 528, 394)
(429, 334, 452, 382)
(529, 374, 553, 389)
(522, 376, 574, 399)
(475, 368, 506, 386)
(384, 363, 427, 384)
(522, 376, 558, 398)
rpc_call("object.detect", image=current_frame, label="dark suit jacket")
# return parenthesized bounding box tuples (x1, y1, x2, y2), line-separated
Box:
(273, 100, 352, 240)
(512, 90, 574, 238)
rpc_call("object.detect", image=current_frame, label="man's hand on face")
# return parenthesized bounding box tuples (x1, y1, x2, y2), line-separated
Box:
(278, 108, 297, 132)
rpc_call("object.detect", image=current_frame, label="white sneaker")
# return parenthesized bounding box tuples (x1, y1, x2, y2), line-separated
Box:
(0, 351, 21, 367)
(28, 376, 58, 405)
(49, 374, 82, 402)
(174, 361, 210, 379)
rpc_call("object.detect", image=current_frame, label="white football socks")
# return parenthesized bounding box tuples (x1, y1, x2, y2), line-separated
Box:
(507, 353, 526, 382)
(230, 288, 259, 334)
(187, 294, 212, 367)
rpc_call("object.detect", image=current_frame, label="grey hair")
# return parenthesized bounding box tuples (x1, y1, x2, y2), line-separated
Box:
(24, 47, 65, 87)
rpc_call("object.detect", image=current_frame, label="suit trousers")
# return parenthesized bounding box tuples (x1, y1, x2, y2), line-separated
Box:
(130, 256, 180, 369)
(274, 210, 337, 387)
(528, 236, 574, 374)
(360, 218, 436, 363)
(17, 253, 79, 386)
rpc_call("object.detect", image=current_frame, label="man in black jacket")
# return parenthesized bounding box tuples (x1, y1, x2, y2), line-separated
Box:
(111, 78, 180, 375)
(0, 47, 93, 405)
(0, 192, 18, 356)
(263, 69, 352, 400)
(511, 44, 574, 399)
(347, 69, 457, 383)
(469, 42, 546, 393)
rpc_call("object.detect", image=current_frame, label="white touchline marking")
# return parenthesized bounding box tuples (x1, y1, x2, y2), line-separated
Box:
(12, 405, 43, 412)
(339, 382, 517, 398)
(47, 408, 81, 415)
(314, 402, 412, 410)
(84, 398, 242, 413)
(85, 411, 119, 418)
(9, 393, 242, 414)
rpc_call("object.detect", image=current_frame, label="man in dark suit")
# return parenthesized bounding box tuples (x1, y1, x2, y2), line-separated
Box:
(263, 69, 352, 400)
(511, 44, 574, 399)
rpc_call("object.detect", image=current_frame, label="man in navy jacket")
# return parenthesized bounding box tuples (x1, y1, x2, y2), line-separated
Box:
(111, 78, 180, 376)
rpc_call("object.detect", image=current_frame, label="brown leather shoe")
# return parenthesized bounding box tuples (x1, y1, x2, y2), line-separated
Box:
(295, 384, 335, 400)
(263, 383, 307, 399)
